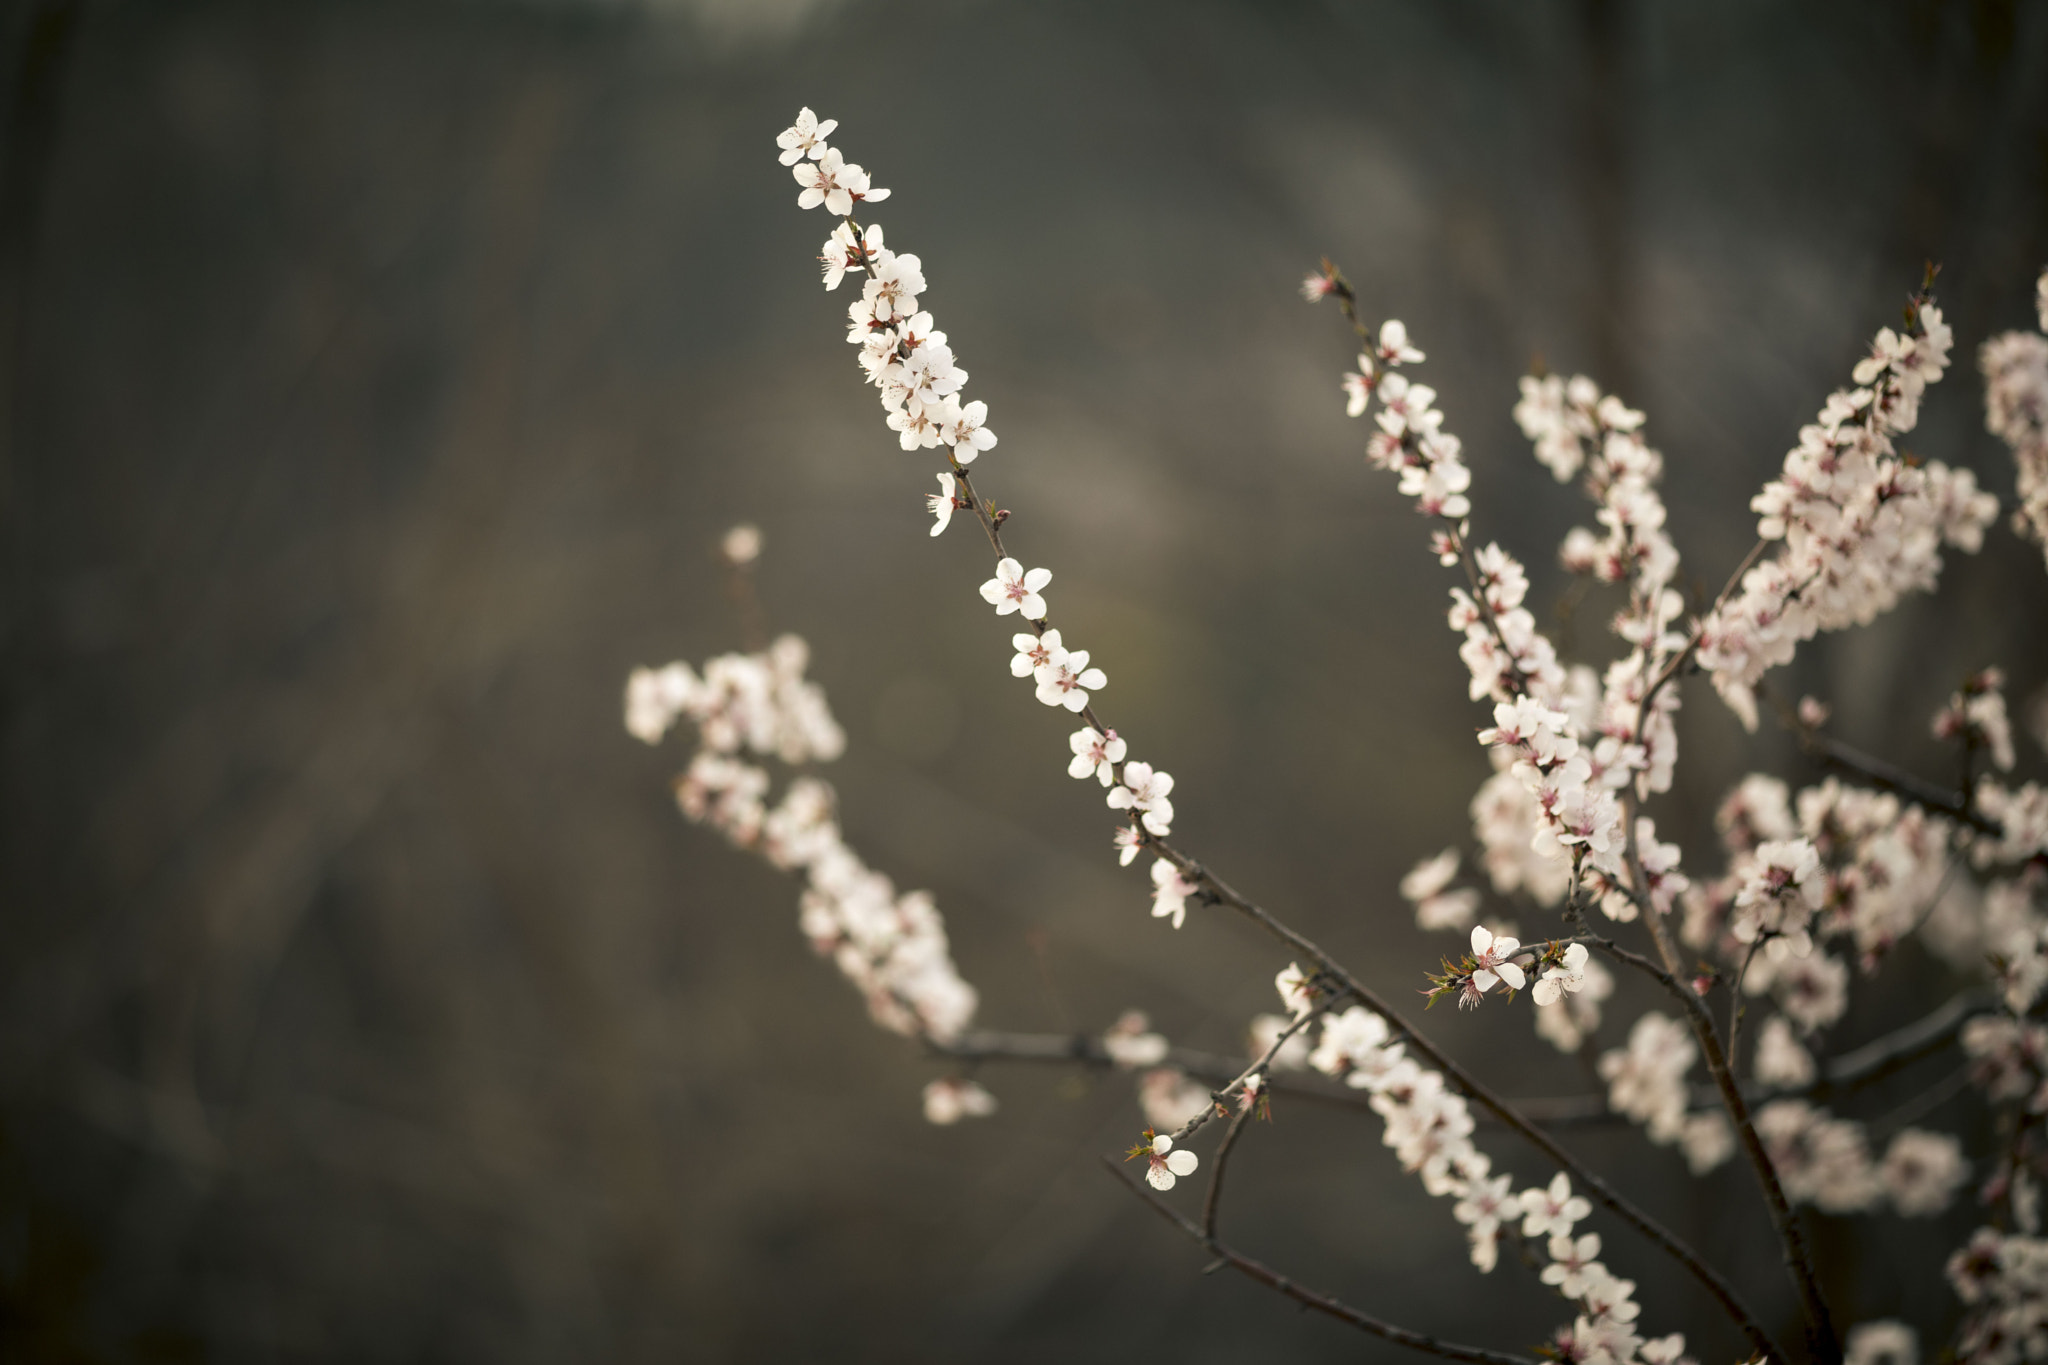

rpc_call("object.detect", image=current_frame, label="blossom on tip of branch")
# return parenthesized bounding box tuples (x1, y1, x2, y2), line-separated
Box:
(922, 1077, 996, 1124)
(776, 106, 838, 165)
(1300, 270, 1339, 303)
(722, 523, 762, 564)
(1129, 1130, 1200, 1191)
(979, 557, 1050, 618)
(1150, 858, 1197, 929)
(927, 472, 957, 536)
(1069, 726, 1127, 784)
(793, 147, 869, 216)
(1377, 319, 1424, 365)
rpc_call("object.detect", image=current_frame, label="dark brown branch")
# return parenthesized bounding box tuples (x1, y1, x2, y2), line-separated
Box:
(1792, 723, 2002, 838)
(1104, 1159, 1541, 1365)
(1202, 1102, 1256, 1240)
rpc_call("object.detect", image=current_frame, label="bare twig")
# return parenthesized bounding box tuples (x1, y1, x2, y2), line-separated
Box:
(1202, 1102, 1256, 1241)
(1104, 1159, 1541, 1365)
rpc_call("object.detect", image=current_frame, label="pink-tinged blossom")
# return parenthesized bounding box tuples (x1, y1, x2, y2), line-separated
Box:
(1139, 1132, 1200, 1191)
(1034, 647, 1107, 712)
(1697, 296, 1997, 730)
(1108, 761, 1176, 836)
(1138, 1070, 1213, 1132)
(1275, 962, 1316, 1019)
(1011, 628, 1060, 678)
(1343, 357, 1376, 416)
(1468, 925, 1525, 995)
(943, 398, 997, 463)
(1880, 1129, 1968, 1217)
(1531, 942, 1590, 1006)
(922, 1077, 996, 1124)
(1981, 275, 2048, 569)
(1402, 848, 1481, 932)
(793, 148, 865, 216)
(1112, 823, 1145, 867)
(1150, 858, 1197, 929)
(1540, 1231, 1604, 1298)
(1103, 1009, 1171, 1069)
(1300, 271, 1339, 302)
(1752, 1015, 1816, 1089)
(776, 106, 838, 165)
(1599, 1012, 1696, 1146)
(979, 557, 1051, 618)
(819, 220, 879, 290)
(927, 471, 957, 536)
(1452, 1168, 1520, 1272)
(1519, 1173, 1591, 1239)
(1069, 726, 1127, 784)
(1753, 1099, 1881, 1213)
(1377, 319, 1425, 365)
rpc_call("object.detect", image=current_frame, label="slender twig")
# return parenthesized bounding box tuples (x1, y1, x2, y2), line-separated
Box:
(1104, 1159, 1541, 1365)
(1169, 991, 1339, 1146)
(1761, 682, 2002, 838)
(1202, 1102, 1256, 1240)
(1726, 936, 1767, 1079)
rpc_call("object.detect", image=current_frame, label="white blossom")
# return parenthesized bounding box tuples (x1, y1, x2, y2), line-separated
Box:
(1150, 858, 1197, 929)
(979, 557, 1051, 619)
(1468, 925, 1526, 995)
(1108, 761, 1176, 836)
(1531, 942, 1590, 1007)
(923, 1077, 996, 1124)
(1845, 1322, 1917, 1365)
(1069, 726, 1127, 783)
(775, 106, 838, 165)
(1103, 1010, 1171, 1069)
(1880, 1128, 1968, 1217)
(927, 471, 957, 536)
(1034, 645, 1107, 712)
(1140, 1131, 1200, 1191)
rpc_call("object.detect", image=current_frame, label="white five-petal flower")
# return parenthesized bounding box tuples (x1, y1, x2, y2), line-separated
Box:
(1035, 648, 1107, 711)
(1531, 942, 1590, 1006)
(979, 558, 1051, 618)
(1011, 628, 1061, 678)
(944, 399, 997, 464)
(1107, 761, 1175, 835)
(776, 106, 838, 165)
(1150, 858, 1197, 929)
(1069, 726, 1127, 783)
(1469, 925, 1526, 994)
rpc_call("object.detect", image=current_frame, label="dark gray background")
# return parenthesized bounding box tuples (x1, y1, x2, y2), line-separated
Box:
(2, 0, 2046, 1359)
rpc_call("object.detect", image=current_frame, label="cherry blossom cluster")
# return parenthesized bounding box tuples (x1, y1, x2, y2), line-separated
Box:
(1979, 270, 2048, 571)
(1949, 1229, 2048, 1365)
(1594, 1012, 1734, 1174)
(625, 625, 980, 1059)
(1695, 293, 1998, 730)
(1421, 927, 1592, 1011)
(1518, 376, 1686, 803)
(1287, 973, 1684, 1364)
(1682, 775, 1954, 1033)
(1751, 1099, 1967, 1216)
(785, 111, 1187, 910)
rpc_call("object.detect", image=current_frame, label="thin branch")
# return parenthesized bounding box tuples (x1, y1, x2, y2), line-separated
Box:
(1726, 936, 1767, 1080)
(1202, 1102, 1256, 1240)
(1104, 1159, 1541, 1365)
(1792, 723, 2002, 838)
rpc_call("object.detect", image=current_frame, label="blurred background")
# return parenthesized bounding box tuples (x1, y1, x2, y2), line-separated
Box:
(2, 0, 2047, 1359)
